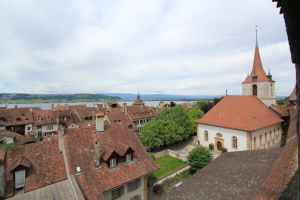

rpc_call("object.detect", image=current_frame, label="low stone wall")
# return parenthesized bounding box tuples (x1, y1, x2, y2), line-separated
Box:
(153, 149, 187, 162)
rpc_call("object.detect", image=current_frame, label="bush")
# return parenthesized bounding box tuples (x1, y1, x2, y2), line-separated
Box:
(152, 184, 162, 193)
(222, 147, 228, 153)
(209, 143, 214, 150)
(187, 146, 213, 173)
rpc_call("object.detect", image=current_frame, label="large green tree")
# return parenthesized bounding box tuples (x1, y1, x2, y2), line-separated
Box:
(140, 105, 194, 147)
(187, 146, 213, 173)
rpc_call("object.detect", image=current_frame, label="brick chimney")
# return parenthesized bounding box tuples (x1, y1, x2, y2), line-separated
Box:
(58, 126, 64, 152)
(95, 113, 105, 132)
(123, 103, 128, 115)
(94, 140, 105, 167)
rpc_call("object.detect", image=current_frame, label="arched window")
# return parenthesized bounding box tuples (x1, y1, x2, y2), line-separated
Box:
(265, 132, 267, 142)
(254, 137, 256, 150)
(260, 135, 262, 147)
(204, 131, 208, 141)
(252, 85, 257, 96)
(232, 136, 237, 149)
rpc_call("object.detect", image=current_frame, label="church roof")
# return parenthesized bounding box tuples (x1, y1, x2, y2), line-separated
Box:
(243, 35, 273, 83)
(133, 93, 145, 105)
(196, 95, 283, 131)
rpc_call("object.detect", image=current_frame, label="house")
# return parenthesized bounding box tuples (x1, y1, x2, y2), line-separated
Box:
(64, 113, 159, 200)
(53, 110, 79, 129)
(32, 110, 58, 139)
(242, 31, 276, 107)
(2, 139, 68, 199)
(106, 111, 139, 133)
(196, 95, 283, 152)
(0, 129, 15, 144)
(162, 106, 297, 200)
(0, 106, 38, 135)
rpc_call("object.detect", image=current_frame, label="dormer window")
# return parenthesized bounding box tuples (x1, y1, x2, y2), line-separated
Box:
(125, 153, 132, 162)
(37, 116, 41, 121)
(0, 117, 5, 122)
(47, 117, 51, 121)
(16, 117, 21, 122)
(110, 158, 117, 168)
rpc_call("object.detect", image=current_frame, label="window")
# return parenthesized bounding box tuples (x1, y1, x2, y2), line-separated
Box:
(127, 179, 140, 192)
(204, 131, 208, 141)
(47, 117, 51, 121)
(130, 195, 141, 200)
(76, 166, 82, 173)
(15, 170, 25, 189)
(125, 153, 132, 162)
(16, 117, 21, 122)
(260, 135, 262, 146)
(110, 158, 117, 168)
(37, 116, 41, 121)
(38, 132, 42, 137)
(46, 125, 53, 130)
(37, 125, 42, 129)
(254, 137, 256, 150)
(111, 186, 124, 199)
(232, 136, 237, 149)
(252, 85, 257, 96)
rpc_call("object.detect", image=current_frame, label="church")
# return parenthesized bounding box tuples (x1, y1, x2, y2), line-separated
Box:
(196, 33, 283, 152)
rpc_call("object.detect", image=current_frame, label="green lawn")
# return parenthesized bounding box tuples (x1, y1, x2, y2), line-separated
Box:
(0, 143, 20, 148)
(152, 155, 187, 179)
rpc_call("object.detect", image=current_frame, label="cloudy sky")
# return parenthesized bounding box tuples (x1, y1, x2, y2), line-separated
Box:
(0, 1, 295, 96)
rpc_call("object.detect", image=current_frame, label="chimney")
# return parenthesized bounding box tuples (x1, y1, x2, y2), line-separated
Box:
(56, 116, 59, 130)
(51, 104, 54, 111)
(67, 104, 69, 110)
(94, 140, 105, 167)
(123, 103, 128, 115)
(58, 126, 65, 152)
(95, 113, 104, 132)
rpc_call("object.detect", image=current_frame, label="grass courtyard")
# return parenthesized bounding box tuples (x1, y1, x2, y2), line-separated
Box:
(151, 155, 187, 179)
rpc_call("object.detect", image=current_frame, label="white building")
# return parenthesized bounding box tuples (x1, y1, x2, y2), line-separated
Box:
(196, 95, 282, 152)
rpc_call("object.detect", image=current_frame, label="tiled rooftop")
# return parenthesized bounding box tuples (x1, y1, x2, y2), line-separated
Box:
(196, 95, 283, 131)
(6, 180, 74, 200)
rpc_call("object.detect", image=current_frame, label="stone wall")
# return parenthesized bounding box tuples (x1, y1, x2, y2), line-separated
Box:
(153, 150, 187, 162)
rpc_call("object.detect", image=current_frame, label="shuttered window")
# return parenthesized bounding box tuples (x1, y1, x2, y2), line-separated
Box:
(15, 170, 25, 189)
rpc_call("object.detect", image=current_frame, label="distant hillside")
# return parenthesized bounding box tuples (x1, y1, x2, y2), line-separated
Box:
(0, 93, 122, 104)
(100, 93, 219, 101)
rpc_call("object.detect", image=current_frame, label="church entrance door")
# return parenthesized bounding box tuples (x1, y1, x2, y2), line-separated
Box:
(217, 141, 222, 151)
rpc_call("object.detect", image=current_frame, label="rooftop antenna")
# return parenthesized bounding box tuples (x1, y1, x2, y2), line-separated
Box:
(226, 89, 228, 96)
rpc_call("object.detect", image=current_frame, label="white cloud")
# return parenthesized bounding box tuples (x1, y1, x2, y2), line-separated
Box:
(0, 0, 294, 97)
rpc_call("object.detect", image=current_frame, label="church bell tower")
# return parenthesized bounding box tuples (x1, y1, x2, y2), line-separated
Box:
(242, 29, 276, 107)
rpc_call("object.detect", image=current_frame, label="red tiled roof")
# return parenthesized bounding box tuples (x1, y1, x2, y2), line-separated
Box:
(254, 106, 297, 199)
(64, 124, 159, 200)
(243, 45, 272, 83)
(127, 105, 159, 120)
(269, 104, 291, 117)
(0, 148, 6, 164)
(10, 155, 31, 172)
(196, 95, 283, 131)
(19, 134, 39, 145)
(133, 95, 145, 106)
(53, 104, 66, 111)
(106, 112, 138, 131)
(4, 140, 67, 198)
(33, 110, 57, 125)
(288, 87, 296, 101)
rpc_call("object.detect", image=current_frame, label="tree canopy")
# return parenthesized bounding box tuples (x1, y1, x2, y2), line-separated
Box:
(187, 146, 213, 173)
(140, 105, 194, 148)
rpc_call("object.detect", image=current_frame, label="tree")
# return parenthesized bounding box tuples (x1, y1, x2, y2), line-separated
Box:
(140, 120, 163, 148)
(140, 105, 194, 147)
(187, 146, 213, 173)
(170, 101, 176, 107)
(187, 106, 204, 132)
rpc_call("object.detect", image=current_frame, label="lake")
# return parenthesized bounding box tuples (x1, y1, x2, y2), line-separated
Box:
(0, 100, 197, 110)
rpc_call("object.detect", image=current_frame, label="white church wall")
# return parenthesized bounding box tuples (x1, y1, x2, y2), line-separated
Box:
(251, 123, 282, 149)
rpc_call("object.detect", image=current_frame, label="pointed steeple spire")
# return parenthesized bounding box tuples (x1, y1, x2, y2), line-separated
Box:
(255, 25, 258, 48)
(242, 27, 270, 83)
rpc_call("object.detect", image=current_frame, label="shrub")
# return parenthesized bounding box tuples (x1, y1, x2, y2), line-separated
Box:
(152, 184, 162, 193)
(209, 143, 214, 150)
(187, 146, 213, 173)
(222, 147, 228, 153)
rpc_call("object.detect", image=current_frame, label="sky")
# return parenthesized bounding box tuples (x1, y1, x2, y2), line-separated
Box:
(0, 1, 295, 97)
